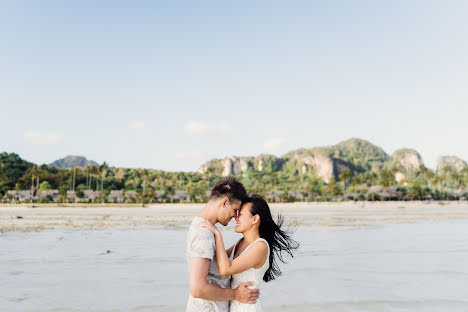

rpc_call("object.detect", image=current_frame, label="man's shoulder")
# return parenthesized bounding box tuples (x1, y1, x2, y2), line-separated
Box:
(187, 220, 216, 260)
(188, 217, 215, 240)
(190, 226, 215, 242)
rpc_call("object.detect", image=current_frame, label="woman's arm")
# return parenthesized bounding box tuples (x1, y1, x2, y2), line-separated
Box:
(199, 222, 268, 276)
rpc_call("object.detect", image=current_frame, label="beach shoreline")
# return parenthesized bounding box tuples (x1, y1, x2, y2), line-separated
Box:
(1, 201, 468, 232)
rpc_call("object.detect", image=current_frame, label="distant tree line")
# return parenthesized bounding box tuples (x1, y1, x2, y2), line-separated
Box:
(1, 152, 468, 203)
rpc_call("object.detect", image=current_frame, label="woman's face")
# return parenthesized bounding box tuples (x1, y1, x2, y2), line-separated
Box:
(235, 203, 255, 233)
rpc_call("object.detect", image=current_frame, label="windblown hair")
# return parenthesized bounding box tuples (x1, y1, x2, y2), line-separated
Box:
(209, 176, 248, 204)
(246, 194, 299, 282)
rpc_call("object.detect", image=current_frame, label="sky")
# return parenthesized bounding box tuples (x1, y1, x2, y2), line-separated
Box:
(1, 0, 467, 171)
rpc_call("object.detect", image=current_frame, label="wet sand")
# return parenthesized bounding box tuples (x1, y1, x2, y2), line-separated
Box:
(1, 201, 468, 232)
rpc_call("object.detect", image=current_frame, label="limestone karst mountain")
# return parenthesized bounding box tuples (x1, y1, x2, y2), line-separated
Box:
(199, 138, 391, 183)
(388, 149, 424, 183)
(199, 154, 284, 177)
(437, 156, 467, 172)
(198, 138, 467, 184)
(389, 149, 423, 171)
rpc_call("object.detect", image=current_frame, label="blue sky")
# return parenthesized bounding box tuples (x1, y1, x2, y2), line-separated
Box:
(1, 1, 467, 171)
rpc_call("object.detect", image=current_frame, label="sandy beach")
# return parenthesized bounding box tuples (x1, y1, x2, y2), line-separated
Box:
(1, 201, 468, 232)
(2, 203, 468, 312)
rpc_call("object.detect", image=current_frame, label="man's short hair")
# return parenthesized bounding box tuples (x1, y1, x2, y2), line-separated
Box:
(209, 176, 248, 204)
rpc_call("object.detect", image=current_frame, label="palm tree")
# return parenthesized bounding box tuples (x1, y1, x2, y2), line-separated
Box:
(28, 165, 42, 197)
(90, 166, 99, 191)
(84, 166, 92, 189)
(141, 169, 149, 199)
(166, 185, 175, 203)
(146, 187, 155, 203)
(72, 167, 77, 192)
(0, 164, 4, 194)
(98, 162, 108, 193)
(131, 169, 142, 199)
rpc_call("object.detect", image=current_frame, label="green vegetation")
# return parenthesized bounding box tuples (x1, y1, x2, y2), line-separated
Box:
(2, 139, 468, 204)
(0, 152, 34, 191)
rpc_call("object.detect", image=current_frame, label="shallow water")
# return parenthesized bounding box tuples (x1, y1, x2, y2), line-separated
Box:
(1, 219, 468, 311)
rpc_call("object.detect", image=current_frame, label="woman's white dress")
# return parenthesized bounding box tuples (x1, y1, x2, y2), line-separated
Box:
(230, 238, 270, 312)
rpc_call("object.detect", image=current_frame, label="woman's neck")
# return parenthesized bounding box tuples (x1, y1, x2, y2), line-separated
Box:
(242, 228, 260, 246)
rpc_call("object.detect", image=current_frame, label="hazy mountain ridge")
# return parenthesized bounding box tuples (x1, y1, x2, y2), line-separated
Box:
(49, 155, 99, 168)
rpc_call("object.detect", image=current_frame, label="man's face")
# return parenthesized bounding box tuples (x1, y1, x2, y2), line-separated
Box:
(218, 198, 242, 226)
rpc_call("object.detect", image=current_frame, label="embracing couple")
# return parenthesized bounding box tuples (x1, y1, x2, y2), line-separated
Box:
(186, 177, 298, 312)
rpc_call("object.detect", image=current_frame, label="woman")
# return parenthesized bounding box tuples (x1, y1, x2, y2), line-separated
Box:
(199, 194, 299, 311)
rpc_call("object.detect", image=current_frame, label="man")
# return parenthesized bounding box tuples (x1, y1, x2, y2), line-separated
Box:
(186, 177, 260, 311)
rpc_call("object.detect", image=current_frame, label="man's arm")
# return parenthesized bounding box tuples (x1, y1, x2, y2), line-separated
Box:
(189, 257, 259, 304)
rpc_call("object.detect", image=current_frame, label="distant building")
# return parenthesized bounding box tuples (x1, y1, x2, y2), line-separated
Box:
(266, 190, 284, 203)
(367, 186, 402, 200)
(83, 190, 102, 202)
(124, 191, 138, 202)
(7, 190, 33, 202)
(38, 189, 59, 202)
(452, 189, 468, 200)
(107, 190, 123, 203)
(66, 191, 77, 202)
(288, 190, 305, 202)
(344, 192, 361, 201)
(155, 190, 166, 202)
(172, 190, 190, 202)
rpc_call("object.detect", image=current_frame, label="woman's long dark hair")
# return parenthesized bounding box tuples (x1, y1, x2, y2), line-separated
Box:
(246, 194, 299, 282)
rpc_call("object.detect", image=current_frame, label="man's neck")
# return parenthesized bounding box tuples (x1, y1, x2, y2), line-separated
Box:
(198, 204, 218, 225)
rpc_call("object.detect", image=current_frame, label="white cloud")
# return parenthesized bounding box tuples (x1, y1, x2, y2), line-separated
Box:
(24, 131, 61, 146)
(184, 121, 231, 136)
(174, 151, 206, 160)
(130, 121, 146, 129)
(263, 137, 287, 153)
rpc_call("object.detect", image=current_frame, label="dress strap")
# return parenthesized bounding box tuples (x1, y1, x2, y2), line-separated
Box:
(256, 238, 270, 254)
(243, 238, 269, 254)
(245, 238, 270, 270)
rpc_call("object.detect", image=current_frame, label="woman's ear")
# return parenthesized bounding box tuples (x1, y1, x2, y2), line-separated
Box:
(252, 214, 260, 225)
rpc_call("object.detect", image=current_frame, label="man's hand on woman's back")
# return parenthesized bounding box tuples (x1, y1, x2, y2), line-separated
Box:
(233, 282, 260, 304)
